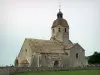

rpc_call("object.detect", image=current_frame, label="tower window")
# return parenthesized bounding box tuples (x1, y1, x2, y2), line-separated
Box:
(65, 28, 66, 32)
(58, 28, 60, 32)
(76, 53, 79, 59)
(65, 52, 68, 55)
(53, 29, 55, 33)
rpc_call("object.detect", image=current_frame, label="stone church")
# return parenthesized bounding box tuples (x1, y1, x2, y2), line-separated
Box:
(15, 9, 87, 67)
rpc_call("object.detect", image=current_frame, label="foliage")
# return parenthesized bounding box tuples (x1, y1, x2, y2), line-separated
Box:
(88, 52, 100, 64)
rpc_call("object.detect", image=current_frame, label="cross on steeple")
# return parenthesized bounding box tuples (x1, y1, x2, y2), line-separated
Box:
(58, 0, 61, 11)
(57, 0, 63, 19)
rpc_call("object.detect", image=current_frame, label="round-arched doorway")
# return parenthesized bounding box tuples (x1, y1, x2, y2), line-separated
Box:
(15, 59, 18, 67)
(54, 60, 59, 67)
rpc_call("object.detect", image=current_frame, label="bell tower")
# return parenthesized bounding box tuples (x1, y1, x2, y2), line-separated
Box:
(51, 9, 69, 45)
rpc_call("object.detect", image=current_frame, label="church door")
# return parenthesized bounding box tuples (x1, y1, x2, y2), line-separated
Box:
(54, 60, 59, 67)
(15, 59, 18, 67)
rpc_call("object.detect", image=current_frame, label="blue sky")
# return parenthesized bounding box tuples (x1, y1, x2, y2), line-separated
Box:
(0, 0, 100, 66)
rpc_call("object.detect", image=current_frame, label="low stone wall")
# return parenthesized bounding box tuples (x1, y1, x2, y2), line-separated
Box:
(0, 66, 100, 75)
(0, 67, 9, 75)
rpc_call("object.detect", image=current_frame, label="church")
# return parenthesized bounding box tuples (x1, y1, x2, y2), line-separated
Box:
(15, 9, 87, 67)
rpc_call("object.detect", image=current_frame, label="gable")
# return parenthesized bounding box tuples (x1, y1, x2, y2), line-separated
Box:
(71, 43, 85, 51)
(18, 39, 32, 60)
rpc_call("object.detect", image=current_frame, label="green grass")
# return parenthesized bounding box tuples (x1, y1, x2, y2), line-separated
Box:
(12, 70, 100, 75)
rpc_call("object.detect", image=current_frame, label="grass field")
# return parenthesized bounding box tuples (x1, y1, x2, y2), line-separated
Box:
(12, 70, 100, 75)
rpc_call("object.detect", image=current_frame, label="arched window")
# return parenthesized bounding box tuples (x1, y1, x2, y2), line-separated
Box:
(58, 28, 60, 32)
(54, 60, 59, 67)
(25, 49, 27, 52)
(53, 29, 55, 33)
(65, 28, 66, 32)
(76, 53, 79, 59)
(65, 52, 68, 55)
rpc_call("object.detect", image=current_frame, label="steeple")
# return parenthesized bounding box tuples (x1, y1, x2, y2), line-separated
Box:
(50, 0, 69, 45)
(57, 0, 63, 19)
(57, 9, 63, 19)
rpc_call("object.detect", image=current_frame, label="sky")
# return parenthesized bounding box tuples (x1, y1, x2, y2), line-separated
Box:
(0, 0, 100, 66)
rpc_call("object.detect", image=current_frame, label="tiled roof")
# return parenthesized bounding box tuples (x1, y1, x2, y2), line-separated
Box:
(24, 38, 83, 53)
(26, 38, 65, 53)
(64, 44, 74, 50)
(52, 18, 69, 28)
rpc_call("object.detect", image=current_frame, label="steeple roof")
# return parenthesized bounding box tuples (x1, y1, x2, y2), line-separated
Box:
(57, 9, 63, 19)
(52, 10, 69, 28)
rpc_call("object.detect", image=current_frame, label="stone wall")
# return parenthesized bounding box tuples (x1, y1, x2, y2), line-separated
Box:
(51, 25, 69, 44)
(0, 67, 9, 75)
(0, 66, 100, 75)
(70, 44, 86, 67)
(18, 39, 33, 67)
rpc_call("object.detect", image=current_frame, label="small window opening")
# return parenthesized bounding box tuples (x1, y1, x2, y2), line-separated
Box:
(65, 28, 66, 32)
(53, 29, 55, 33)
(76, 53, 79, 59)
(25, 49, 27, 52)
(59, 28, 60, 32)
(65, 52, 68, 55)
(45, 55, 46, 58)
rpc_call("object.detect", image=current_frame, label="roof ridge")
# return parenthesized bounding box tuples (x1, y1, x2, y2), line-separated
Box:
(25, 38, 49, 41)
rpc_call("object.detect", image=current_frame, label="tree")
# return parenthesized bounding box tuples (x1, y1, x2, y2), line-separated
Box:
(88, 52, 100, 64)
